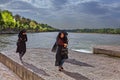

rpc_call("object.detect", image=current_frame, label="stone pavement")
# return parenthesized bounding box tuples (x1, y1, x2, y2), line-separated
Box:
(0, 62, 21, 80)
(1, 48, 120, 80)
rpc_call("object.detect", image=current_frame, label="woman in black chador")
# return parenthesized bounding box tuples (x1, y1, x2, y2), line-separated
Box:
(54, 31, 68, 71)
(16, 29, 27, 62)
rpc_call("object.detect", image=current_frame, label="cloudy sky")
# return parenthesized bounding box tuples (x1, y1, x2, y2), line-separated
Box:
(0, 0, 120, 29)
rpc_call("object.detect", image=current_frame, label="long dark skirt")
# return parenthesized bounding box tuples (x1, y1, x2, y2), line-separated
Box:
(16, 41, 26, 53)
(55, 46, 68, 66)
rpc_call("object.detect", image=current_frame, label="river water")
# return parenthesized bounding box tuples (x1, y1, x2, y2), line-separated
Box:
(0, 32, 120, 53)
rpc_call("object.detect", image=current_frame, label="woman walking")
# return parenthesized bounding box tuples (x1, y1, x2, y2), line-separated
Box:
(16, 29, 27, 62)
(54, 31, 68, 71)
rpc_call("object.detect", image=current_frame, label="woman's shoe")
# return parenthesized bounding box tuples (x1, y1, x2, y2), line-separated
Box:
(61, 67, 64, 70)
(58, 66, 62, 71)
(59, 68, 62, 71)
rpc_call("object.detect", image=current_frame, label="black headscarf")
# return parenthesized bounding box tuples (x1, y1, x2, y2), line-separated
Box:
(18, 29, 27, 42)
(18, 29, 26, 38)
(56, 30, 68, 44)
(51, 31, 68, 52)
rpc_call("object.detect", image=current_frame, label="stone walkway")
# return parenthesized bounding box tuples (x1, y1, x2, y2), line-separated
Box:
(0, 62, 21, 80)
(1, 48, 120, 80)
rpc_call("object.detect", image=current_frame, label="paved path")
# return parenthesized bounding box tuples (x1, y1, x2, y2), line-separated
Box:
(0, 62, 21, 80)
(1, 48, 120, 80)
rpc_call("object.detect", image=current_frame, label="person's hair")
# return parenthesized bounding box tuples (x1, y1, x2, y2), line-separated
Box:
(56, 31, 68, 43)
(18, 29, 26, 37)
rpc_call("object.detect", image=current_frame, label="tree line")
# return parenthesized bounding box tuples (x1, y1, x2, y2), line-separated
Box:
(66, 28, 120, 34)
(0, 9, 57, 33)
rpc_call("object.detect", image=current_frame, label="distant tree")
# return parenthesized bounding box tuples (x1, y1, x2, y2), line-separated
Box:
(0, 10, 56, 33)
(29, 20, 37, 29)
(1, 10, 16, 30)
(14, 14, 21, 21)
(0, 10, 4, 31)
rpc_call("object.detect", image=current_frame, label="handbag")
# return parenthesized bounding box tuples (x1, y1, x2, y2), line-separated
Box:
(61, 47, 68, 55)
(51, 42, 57, 52)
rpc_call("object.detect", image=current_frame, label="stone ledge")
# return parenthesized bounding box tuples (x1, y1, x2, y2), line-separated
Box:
(93, 45, 120, 57)
(0, 52, 44, 80)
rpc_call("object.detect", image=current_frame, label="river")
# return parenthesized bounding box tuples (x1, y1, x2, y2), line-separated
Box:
(0, 32, 120, 53)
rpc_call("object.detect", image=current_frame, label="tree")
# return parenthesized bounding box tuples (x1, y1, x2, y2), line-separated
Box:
(29, 20, 37, 29)
(1, 10, 16, 30)
(0, 10, 5, 31)
(14, 14, 21, 21)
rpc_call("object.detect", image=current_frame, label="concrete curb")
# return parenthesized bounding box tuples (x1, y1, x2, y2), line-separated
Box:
(93, 46, 120, 57)
(0, 53, 44, 80)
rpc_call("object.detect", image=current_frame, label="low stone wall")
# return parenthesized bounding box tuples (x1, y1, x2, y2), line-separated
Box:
(93, 46, 120, 57)
(0, 53, 44, 80)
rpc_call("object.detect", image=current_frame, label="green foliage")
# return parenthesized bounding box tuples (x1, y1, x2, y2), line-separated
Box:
(1, 10, 16, 30)
(0, 10, 57, 33)
(72, 28, 120, 34)
(0, 9, 4, 30)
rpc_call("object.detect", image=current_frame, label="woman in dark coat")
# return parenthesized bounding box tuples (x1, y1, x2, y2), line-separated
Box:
(55, 31, 68, 71)
(16, 29, 27, 62)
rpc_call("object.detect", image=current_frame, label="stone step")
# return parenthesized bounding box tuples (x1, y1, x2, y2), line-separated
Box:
(93, 45, 120, 57)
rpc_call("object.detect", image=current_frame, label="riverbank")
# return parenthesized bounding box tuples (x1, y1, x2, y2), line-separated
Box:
(0, 48, 120, 80)
(0, 30, 58, 34)
(0, 30, 120, 35)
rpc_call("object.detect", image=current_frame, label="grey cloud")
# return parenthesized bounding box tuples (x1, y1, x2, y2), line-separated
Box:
(78, 1, 109, 15)
(41, 0, 120, 29)
(0, 0, 11, 4)
(112, 5, 120, 13)
(6, 1, 35, 10)
(52, 0, 68, 10)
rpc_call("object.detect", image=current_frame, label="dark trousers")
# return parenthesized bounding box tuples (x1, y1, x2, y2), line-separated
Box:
(59, 59, 65, 67)
(19, 52, 25, 60)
